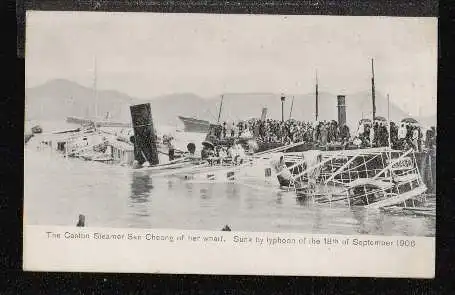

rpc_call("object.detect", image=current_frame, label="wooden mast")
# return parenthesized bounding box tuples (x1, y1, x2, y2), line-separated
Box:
(93, 56, 98, 128)
(371, 58, 376, 121)
(289, 95, 294, 119)
(387, 93, 391, 149)
(217, 94, 224, 124)
(315, 70, 319, 121)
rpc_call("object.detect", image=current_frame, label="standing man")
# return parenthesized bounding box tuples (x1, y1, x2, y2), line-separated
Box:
(398, 123, 407, 149)
(222, 122, 227, 139)
(166, 136, 175, 161)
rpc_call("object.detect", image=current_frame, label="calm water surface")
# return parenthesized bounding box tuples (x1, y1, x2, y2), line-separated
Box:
(24, 134, 435, 237)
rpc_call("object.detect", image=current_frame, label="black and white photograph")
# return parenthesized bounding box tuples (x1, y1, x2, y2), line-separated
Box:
(24, 12, 436, 239)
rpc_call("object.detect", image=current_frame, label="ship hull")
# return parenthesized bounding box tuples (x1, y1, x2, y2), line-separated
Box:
(178, 116, 211, 133)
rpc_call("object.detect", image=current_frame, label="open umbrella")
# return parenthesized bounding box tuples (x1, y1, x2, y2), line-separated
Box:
(401, 117, 419, 124)
(374, 116, 387, 121)
(202, 141, 215, 149)
(239, 129, 254, 139)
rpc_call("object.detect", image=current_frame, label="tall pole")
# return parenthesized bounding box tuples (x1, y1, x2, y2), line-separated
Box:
(371, 58, 376, 121)
(315, 70, 319, 121)
(94, 56, 98, 120)
(289, 96, 294, 119)
(217, 94, 224, 124)
(387, 93, 392, 180)
(387, 93, 391, 149)
(281, 95, 285, 122)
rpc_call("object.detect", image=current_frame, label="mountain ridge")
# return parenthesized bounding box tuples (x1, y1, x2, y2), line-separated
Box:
(25, 79, 436, 129)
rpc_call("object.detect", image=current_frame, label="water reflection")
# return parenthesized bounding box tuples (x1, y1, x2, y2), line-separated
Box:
(373, 211, 386, 234)
(312, 207, 323, 233)
(130, 173, 153, 200)
(184, 182, 193, 194)
(351, 207, 369, 234)
(128, 173, 153, 227)
(296, 195, 313, 207)
(200, 187, 210, 199)
(167, 179, 173, 190)
(225, 184, 240, 200)
(275, 193, 283, 205)
(24, 142, 436, 236)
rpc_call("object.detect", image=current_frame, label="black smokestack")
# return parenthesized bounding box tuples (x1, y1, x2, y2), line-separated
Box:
(337, 95, 346, 127)
(261, 107, 268, 121)
(130, 103, 159, 166)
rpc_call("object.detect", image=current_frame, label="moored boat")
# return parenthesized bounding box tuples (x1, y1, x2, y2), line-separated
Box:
(178, 116, 211, 133)
(31, 125, 43, 134)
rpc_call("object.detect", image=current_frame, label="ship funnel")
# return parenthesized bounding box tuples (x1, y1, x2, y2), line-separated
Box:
(261, 107, 268, 121)
(130, 103, 159, 166)
(337, 95, 347, 127)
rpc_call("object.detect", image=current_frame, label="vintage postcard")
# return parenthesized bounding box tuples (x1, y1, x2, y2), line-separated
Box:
(24, 11, 437, 277)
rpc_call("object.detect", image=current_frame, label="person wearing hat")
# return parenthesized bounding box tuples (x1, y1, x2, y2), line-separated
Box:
(165, 136, 175, 161)
(201, 142, 214, 160)
(425, 126, 435, 150)
(390, 122, 398, 148)
(340, 124, 350, 146)
(219, 146, 228, 164)
(222, 122, 227, 139)
(412, 127, 419, 151)
(320, 122, 328, 146)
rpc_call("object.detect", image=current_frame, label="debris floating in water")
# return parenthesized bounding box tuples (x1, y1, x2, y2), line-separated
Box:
(221, 225, 231, 231)
(76, 214, 86, 227)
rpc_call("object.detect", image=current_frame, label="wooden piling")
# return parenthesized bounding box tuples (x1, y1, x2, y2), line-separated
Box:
(130, 103, 159, 166)
(77, 214, 85, 227)
(416, 150, 436, 194)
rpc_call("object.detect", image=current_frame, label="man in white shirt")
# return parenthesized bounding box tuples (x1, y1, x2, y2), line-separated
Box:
(398, 123, 407, 149)
(271, 154, 292, 187)
(412, 128, 419, 150)
(234, 142, 245, 164)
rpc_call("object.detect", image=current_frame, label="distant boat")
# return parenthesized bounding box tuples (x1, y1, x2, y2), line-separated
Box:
(66, 116, 94, 125)
(178, 116, 211, 133)
(31, 125, 43, 134)
(178, 94, 224, 133)
(66, 116, 131, 128)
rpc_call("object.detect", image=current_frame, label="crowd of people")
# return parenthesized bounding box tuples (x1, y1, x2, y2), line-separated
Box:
(354, 120, 435, 152)
(211, 119, 348, 146)
(209, 117, 436, 152)
(162, 117, 436, 163)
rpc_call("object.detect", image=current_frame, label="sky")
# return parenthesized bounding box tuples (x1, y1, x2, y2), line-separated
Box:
(26, 12, 437, 116)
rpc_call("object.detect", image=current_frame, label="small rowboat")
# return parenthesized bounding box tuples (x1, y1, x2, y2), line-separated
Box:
(380, 205, 435, 217)
(31, 125, 43, 134)
(402, 207, 436, 217)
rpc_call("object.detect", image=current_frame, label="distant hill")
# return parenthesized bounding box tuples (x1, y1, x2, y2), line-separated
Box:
(25, 79, 436, 129)
(25, 79, 138, 122)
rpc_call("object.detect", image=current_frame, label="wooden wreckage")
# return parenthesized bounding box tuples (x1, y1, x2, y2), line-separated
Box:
(139, 142, 429, 210)
(31, 60, 434, 212)
(32, 101, 433, 213)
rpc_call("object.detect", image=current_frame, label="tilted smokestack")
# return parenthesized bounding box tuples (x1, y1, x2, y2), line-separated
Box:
(261, 107, 268, 121)
(130, 103, 159, 166)
(337, 95, 347, 127)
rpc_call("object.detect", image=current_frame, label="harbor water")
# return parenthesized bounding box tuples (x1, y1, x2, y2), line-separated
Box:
(24, 122, 436, 237)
